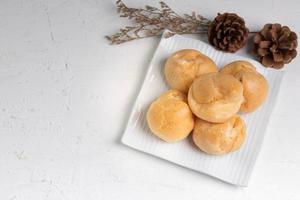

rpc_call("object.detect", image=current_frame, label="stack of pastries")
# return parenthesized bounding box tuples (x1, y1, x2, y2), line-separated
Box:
(147, 49, 269, 155)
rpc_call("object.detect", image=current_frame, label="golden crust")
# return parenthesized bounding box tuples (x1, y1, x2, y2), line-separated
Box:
(192, 115, 246, 155)
(188, 73, 244, 123)
(147, 90, 194, 142)
(220, 61, 269, 113)
(164, 49, 218, 93)
(219, 60, 256, 75)
(159, 89, 187, 102)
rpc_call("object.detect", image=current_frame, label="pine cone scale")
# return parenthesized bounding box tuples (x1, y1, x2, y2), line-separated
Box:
(217, 30, 222, 39)
(258, 48, 268, 56)
(232, 22, 240, 27)
(270, 29, 278, 40)
(289, 32, 297, 40)
(273, 52, 283, 62)
(291, 49, 297, 58)
(213, 38, 218, 46)
(259, 41, 272, 48)
(254, 34, 263, 43)
(278, 42, 291, 49)
(223, 37, 228, 45)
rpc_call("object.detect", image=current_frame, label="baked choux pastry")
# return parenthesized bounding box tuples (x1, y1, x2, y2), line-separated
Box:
(147, 90, 194, 142)
(164, 49, 218, 93)
(220, 61, 269, 113)
(219, 60, 256, 75)
(159, 89, 187, 102)
(188, 73, 244, 123)
(193, 115, 246, 155)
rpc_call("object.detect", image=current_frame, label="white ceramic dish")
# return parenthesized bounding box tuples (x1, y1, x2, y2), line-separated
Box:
(121, 33, 284, 186)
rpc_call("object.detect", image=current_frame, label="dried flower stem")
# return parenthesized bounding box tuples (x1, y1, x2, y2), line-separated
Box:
(106, 0, 211, 44)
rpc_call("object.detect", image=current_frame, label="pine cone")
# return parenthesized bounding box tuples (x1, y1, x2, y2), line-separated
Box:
(253, 24, 298, 69)
(208, 13, 249, 53)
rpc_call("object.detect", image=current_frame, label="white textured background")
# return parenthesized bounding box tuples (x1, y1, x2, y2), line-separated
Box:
(0, 0, 299, 199)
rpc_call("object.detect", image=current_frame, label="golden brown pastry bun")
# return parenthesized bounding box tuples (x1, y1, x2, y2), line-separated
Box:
(147, 90, 194, 142)
(188, 73, 244, 123)
(219, 60, 256, 75)
(193, 115, 246, 155)
(159, 89, 187, 102)
(164, 49, 218, 93)
(220, 61, 269, 113)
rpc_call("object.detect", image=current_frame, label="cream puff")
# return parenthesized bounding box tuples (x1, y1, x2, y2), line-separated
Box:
(164, 49, 218, 93)
(193, 115, 246, 155)
(220, 61, 269, 113)
(188, 73, 244, 123)
(147, 89, 194, 142)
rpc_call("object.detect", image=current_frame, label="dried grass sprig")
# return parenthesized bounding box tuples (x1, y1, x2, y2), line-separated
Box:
(106, 0, 211, 44)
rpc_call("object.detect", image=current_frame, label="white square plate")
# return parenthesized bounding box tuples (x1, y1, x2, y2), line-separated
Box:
(121, 34, 284, 186)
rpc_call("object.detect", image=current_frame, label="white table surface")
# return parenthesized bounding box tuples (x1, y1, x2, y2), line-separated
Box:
(1, 0, 300, 199)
